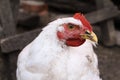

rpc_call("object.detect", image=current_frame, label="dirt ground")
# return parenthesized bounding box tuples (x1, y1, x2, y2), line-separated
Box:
(95, 45, 120, 80)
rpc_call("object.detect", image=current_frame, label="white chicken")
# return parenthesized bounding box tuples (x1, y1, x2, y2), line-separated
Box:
(16, 13, 102, 80)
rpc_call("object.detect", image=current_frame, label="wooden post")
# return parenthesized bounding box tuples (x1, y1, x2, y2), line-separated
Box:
(10, 0, 20, 22)
(0, 0, 16, 38)
(0, 0, 18, 80)
(95, 0, 116, 46)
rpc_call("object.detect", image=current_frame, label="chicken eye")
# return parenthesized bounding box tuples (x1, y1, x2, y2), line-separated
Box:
(68, 24, 75, 29)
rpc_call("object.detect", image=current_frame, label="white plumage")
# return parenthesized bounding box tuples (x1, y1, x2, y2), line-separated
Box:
(16, 17, 102, 80)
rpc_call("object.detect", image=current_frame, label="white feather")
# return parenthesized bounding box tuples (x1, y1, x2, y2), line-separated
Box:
(17, 17, 102, 80)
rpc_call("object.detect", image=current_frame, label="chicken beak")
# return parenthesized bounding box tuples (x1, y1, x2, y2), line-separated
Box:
(80, 31, 98, 43)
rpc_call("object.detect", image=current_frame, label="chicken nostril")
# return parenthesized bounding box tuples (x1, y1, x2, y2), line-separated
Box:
(85, 30, 90, 34)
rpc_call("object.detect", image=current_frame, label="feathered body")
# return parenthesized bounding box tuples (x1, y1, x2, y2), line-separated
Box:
(17, 14, 102, 80)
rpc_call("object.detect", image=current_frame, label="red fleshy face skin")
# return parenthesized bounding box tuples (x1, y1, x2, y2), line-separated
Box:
(57, 23, 85, 47)
(57, 13, 93, 47)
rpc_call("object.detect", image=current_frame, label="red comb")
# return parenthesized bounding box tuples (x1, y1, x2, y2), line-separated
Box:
(73, 13, 92, 31)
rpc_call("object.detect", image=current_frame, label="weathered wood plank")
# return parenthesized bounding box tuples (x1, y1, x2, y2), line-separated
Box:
(46, 0, 95, 13)
(51, 7, 120, 24)
(50, 7, 120, 24)
(0, 0, 16, 38)
(0, 54, 7, 80)
(10, 0, 20, 22)
(85, 7, 120, 24)
(100, 20, 116, 46)
(1, 29, 41, 53)
(116, 31, 120, 45)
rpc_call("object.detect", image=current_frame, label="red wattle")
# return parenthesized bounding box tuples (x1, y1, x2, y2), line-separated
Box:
(66, 39, 85, 47)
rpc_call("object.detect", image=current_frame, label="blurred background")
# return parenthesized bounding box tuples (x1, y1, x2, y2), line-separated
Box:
(0, 0, 120, 80)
